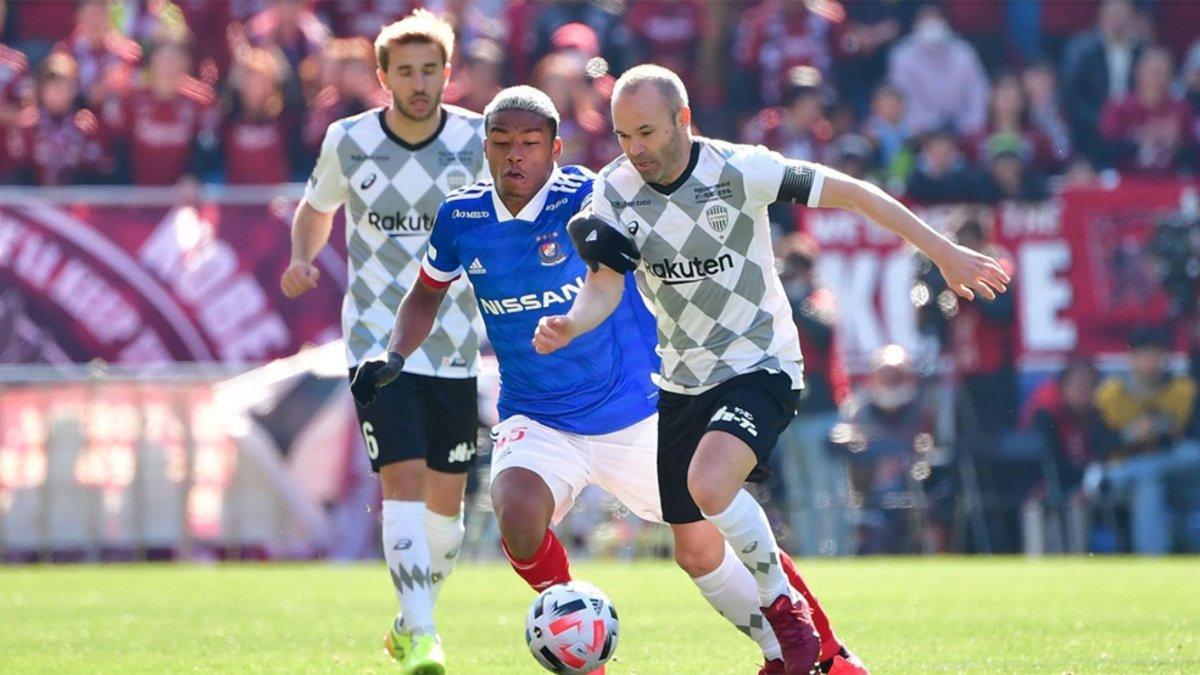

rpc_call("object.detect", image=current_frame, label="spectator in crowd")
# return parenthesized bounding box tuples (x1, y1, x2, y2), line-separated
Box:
(3, 52, 113, 186)
(1022, 355, 1116, 550)
(861, 83, 910, 186)
(733, 0, 838, 113)
(320, 0, 409, 40)
(905, 127, 987, 204)
(741, 66, 831, 164)
(1021, 61, 1073, 169)
(443, 38, 504, 114)
(1093, 327, 1200, 554)
(143, 1, 234, 85)
(531, 0, 636, 77)
(4, 0, 75, 65)
(981, 134, 1051, 202)
(246, 0, 329, 73)
(828, 133, 876, 183)
(625, 0, 714, 104)
(832, 0, 908, 115)
(1061, 156, 1106, 190)
(886, 3, 988, 137)
(772, 234, 852, 556)
(424, 0, 508, 50)
(219, 47, 296, 185)
(0, 1, 32, 129)
(833, 344, 946, 554)
(301, 37, 386, 158)
(964, 73, 1057, 173)
(532, 50, 614, 169)
(1184, 39, 1200, 114)
(1062, 0, 1144, 161)
(54, 0, 142, 109)
(100, 38, 218, 186)
(1100, 47, 1197, 177)
(949, 219, 1023, 551)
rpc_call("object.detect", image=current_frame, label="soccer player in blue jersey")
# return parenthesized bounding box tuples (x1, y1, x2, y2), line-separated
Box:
(352, 86, 809, 673)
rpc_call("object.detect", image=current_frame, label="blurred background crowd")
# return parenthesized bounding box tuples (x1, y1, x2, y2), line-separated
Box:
(3, 0, 1200, 561)
(0, 0, 1198, 189)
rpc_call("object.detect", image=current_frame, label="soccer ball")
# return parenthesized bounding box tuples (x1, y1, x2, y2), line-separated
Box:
(525, 581, 619, 674)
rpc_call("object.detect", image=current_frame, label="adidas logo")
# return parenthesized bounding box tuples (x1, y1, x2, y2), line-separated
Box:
(468, 258, 487, 275)
(585, 229, 598, 242)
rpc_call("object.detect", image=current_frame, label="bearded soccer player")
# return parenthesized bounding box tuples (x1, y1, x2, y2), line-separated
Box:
(354, 85, 853, 674)
(535, 65, 1010, 675)
(280, 11, 486, 675)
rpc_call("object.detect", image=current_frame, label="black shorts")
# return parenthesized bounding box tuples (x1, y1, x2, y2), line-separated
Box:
(347, 369, 478, 474)
(657, 370, 800, 524)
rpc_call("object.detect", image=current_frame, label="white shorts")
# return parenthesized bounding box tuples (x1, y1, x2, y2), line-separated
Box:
(489, 413, 663, 525)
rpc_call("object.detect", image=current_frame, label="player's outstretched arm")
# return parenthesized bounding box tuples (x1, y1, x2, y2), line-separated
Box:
(281, 199, 335, 298)
(816, 170, 1011, 300)
(351, 280, 448, 406)
(533, 266, 626, 354)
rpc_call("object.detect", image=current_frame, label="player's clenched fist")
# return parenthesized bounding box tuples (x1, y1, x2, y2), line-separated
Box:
(533, 315, 575, 354)
(350, 352, 405, 406)
(280, 261, 320, 298)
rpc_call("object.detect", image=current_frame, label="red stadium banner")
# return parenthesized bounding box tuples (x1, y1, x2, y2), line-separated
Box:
(799, 181, 1199, 367)
(0, 191, 346, 364)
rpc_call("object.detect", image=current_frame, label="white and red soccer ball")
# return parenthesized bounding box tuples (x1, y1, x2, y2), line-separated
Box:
(525, 581, 619, 674)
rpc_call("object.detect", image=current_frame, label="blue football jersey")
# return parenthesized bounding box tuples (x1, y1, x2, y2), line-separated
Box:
(420, 166, 659, 434)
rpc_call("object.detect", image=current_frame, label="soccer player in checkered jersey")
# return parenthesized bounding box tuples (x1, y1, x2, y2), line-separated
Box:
(280, 11, 487, 674)
(355, 84, 837, 675)
(536, 65, 1010, 674)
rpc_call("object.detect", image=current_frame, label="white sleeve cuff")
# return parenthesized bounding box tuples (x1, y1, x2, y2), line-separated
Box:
(807, 169, 826, 208)
(421, 256, 461, 282)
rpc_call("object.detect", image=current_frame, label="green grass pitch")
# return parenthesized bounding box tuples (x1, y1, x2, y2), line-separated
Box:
(1, 558, 1197, 673)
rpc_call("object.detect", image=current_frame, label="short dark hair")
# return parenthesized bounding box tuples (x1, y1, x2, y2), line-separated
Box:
(483, 85, 561, 138)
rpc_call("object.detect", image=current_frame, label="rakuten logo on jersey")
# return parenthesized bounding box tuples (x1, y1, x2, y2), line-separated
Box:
(478, 276, 585, 315)
(648, 253, 735, 285)
(367, 211, 434, 236)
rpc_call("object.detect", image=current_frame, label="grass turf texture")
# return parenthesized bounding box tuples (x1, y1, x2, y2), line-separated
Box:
(1, 558, 1197, 673)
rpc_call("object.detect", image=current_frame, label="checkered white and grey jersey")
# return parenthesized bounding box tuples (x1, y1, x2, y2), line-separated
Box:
(305, 106, 487, 374)
(593, 138, 828, 395)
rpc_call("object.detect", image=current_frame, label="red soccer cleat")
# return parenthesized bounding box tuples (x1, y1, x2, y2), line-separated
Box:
(759, 658, 785, 674)
(822, 647, 869, 675)
(586, 667, 605, 675)
(761, 594, 821, 674)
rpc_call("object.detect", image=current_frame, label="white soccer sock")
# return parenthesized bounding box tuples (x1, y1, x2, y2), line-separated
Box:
(692, 543, 783, 660)
(703, 489, 790, 605)
(424, 508, 466, 605)
(382, 500, 436, 635)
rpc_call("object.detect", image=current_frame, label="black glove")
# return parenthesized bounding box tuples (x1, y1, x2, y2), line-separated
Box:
(567, 212, 640, 273)
(351, 351, 404, 406)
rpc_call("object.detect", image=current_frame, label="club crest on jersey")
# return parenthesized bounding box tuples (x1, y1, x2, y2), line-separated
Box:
(537, 233, 567, 266)
(446, 169, 467, 191)
(705, 204, 729, 233)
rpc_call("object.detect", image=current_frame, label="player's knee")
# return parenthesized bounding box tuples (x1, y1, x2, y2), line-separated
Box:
(496, 500, 548, 559)
(673, 539, 723, 578)
(687, 468, 735, 516)
(379, 460, 424, 501)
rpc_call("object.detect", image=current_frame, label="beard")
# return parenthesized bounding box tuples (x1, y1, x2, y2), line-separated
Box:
(645, 127, 688, 184)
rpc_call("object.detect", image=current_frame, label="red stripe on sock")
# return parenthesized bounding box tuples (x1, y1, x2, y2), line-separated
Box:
(779, 550, 840, 662)
(503, 530, 572, 592)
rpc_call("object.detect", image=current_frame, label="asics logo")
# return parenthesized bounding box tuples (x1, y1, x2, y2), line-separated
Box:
(360, 173, 377, 190)
(394, 539, 413, 551)
(742, 541, 758, 554)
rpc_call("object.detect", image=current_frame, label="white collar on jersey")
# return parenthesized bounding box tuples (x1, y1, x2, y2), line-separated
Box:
(490, 165, 562, 222)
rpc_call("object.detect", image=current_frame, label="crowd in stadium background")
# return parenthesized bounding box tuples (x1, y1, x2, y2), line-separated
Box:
(3, 0, 1200, 560)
